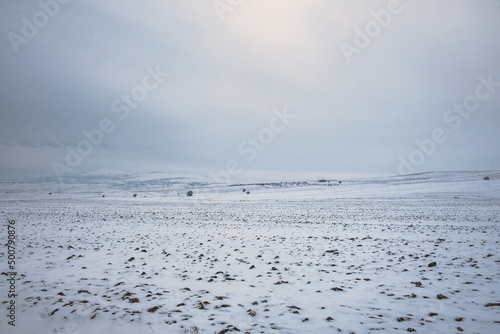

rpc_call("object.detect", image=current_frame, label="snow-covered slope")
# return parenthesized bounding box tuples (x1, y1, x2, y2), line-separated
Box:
(0, 169, 215, 199)
(1, 170, 499, 201)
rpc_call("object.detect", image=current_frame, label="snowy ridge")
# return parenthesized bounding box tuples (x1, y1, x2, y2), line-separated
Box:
(0, 170, 499, 201)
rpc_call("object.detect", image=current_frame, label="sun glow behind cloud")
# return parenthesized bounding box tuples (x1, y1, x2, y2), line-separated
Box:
(226, 0, 315, 50)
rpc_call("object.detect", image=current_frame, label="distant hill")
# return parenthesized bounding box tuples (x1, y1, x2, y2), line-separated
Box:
(0, 170, 498, 198)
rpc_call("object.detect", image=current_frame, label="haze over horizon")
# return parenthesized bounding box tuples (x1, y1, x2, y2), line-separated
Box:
(1, 0, 499, 181)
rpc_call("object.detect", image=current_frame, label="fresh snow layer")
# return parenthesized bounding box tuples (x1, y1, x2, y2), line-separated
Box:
(0, 171, 499, 334)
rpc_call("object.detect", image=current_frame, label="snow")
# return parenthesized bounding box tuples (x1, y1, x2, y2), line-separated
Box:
(80, 168, 130, 176)
(1, 171, 499, 333)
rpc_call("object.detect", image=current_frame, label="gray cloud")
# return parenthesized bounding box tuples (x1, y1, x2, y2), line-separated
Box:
(1, 0, 499, 181)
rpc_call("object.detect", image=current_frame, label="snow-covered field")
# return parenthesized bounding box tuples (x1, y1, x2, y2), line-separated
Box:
(1, 171, 500, 333)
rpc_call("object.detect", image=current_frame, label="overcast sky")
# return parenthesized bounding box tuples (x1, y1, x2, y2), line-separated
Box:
(1, 0, 499, 181)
